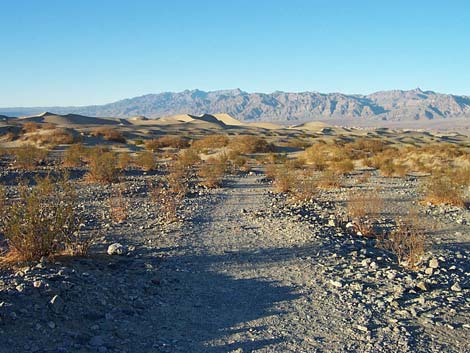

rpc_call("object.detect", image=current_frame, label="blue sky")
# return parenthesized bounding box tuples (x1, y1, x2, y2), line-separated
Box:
(1, 0, 469, 106)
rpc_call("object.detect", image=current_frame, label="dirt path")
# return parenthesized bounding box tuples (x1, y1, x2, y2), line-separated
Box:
(153, 175, 414, 353)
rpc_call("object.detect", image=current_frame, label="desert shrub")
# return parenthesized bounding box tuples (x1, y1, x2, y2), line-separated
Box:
(291, 172, 318, 202)
(192, 134, 229, 151)
(167, 162, 189, 195)
(452, 167, 470, 187)
(13, 145, 48, 170)
(108, 186, 128, 223)
(285, 138, 312, 149)
(21, 122, 41, 133)
(145, 135, 189, 151)
(134, 139, 144, 145)
(118, 152, 132, 171)
(230, 154, 251, 173)
(135, 150, 156, 171)
(86, 147, 119, 183)
(273, 165, 295, 193)
(92, 127, 126, 143)
(46, 128, 77, 145)
(329, 159, 354, 175)
(378, 220, 426, 270)
(317, 170, 342, 189)
(0, 175, 91, 262)
(423, 175, 465, 207)
(42, 123, 56, 130)
(347, 189, 384, 237)
(62, 143, 85, 167)
(150, 181, 182, 223)
(198, 156, 227, 188)
(177, 148, 201, 170)
(229, 135, 274, 154)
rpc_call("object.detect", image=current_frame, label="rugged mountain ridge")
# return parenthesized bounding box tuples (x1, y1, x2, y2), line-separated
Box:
(2, 88, 470, 123)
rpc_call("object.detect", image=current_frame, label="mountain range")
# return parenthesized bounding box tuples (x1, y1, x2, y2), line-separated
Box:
(2, 88, 470, 124)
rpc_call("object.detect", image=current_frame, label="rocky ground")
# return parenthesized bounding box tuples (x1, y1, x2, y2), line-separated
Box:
(0, 170, 468, 353)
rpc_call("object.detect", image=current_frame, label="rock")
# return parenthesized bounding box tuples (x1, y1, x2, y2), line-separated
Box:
(424, 267, 433, 276)
(428, 258, 439, 269)
(107, 243, 126, 255)
(49, 295, 65, 313)
(15, 284, 25, 293)
(450, 283, 462, 292)
(357, 325, 369, 332)
(416, 281, 428, 291)
(33, 280, 44, 288)
(330, 280, 343, 288)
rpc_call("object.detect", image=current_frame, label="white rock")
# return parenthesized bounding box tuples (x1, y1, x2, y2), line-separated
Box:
(107, 243, 126, 255)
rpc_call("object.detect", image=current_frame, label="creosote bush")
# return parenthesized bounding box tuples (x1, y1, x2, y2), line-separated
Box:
(86, 147, 119, 183)
(378, 220, 426, 270)
(92, 127, 126, 143)
(347, 189, 384, 237)
(198, 156, 227, 188)
(62, 143, 86, 167)
(13, 145, 48, 170)
(145, 136, 189, 151)
(135, 150, 156, 171)
(191, 134, 229, 151)
(0, 174, 91, 263)
(108, 186, 128, 223)
(422, 175, 465, 207)
(229, 135, 274, 154)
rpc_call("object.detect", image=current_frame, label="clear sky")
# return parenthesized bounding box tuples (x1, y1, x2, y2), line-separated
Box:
(1, 0, 469, 106)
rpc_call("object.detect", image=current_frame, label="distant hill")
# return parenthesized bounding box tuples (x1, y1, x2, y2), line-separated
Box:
(2, 88, 470, 124)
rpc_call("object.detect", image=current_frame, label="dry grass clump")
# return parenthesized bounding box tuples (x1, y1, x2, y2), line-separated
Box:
(198, 156, 227, 188)
(13, 145, 48, 170)
(118, 152, 132, 171)
(191, 135, 229, 151)
(176, 148, 201, 170)
(0, 174, 91, 263)
(86, 147, 119, 183)
(347, 189, 384, 237)
(145, 135, 189, 151)
(272, 165, 295, 193)
(62, 143, 86, 167)
(229, 154, 251, 173)
(378, 219, 426, 270)
(150, 181, 183, 223)
(21, 122, 42, 133)
(135, 150, 156, 171)
(303, 143, 354, 175)
(229, 135, 274, 154)
(92, 127, 126, 143)
(317, 171, 342, 189)
(108, 186, 128, 223)
(291, 172, 318, 203)
(422, 175, 465, 207)
(46, 128, 77, 145)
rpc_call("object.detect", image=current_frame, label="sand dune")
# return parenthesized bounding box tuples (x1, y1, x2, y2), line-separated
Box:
(18, 112, 121, 126)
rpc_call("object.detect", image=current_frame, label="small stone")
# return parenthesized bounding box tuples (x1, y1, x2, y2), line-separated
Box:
(357, 325, 369, 332)
(424, 267, 433, 276)
(33, 280, 44, 288)
(48, 321, 56, 329)
(15, 284, 25, 293)
(107, 243, 125, 256)
(49, 295, 65, 313)
(428, 259, 439, 269)
(416, 281, 428, 291)
(330, 280, 343, 288)
(450, 283, 462, 292)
